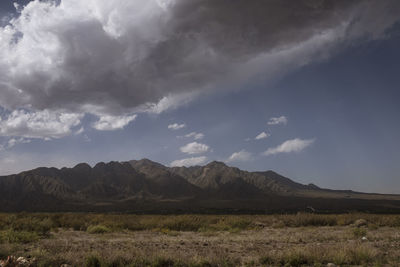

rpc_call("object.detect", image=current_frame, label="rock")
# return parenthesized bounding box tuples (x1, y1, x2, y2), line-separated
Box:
(0, 256, 35, 267)
(326, 263, 337, 267)
(354, 219, 367, 227)
(254, 222, 266, 228)
(362, 236, 368, 241)
(17, 257, 27, 262)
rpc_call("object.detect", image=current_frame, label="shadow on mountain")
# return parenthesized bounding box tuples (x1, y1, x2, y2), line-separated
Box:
(1, 159, 400, 213)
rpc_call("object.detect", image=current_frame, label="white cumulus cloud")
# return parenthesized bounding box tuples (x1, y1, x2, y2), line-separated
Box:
(185, 132, 204, 140)
(0, 109, 83, 139)
(255, 131, 270, 140)
(268, 116, 288, 125)
(92, 114, 137, 131)
(263, 138, 314, 156)
(7, 137, 31, 148)
(180, 142, 209, 155)
(226, 150, 252, 163)
(168, 123, 186, 130)
(170, 156, 208, 167)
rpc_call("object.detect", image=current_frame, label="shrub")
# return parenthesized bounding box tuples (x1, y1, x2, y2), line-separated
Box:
(227, 218, 252, 230)
(107, 256, 130, 267)
(347, 246, 378, 265)
(87, 225, 111, 234)
(85, 255, 102, 267)
(352, 227, 367, 238)
(282, 251, 312, 267)
(391, 216, 400, 227)
(161, 216, 206, 232)
(159, 228, 179, 236)
(282, 213, 338, 227)
(0, 230, 39, 243)
(152, 258, 175, 267)
(191, 260, 215, 267)
(8, 216, 52, 235)
(0, 245, 9, 259)
(259, 256, 274, 265)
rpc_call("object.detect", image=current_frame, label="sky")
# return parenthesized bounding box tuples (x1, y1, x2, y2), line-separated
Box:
(0, 0, 400, 193)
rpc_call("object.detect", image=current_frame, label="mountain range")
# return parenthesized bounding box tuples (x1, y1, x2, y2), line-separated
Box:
(1, 159, 400, 213)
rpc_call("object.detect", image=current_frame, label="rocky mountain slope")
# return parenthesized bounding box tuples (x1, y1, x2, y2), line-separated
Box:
(1, 159, 400, 213)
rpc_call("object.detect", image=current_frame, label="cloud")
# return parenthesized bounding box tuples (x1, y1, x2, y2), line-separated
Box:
(184, 132, 204, 140)
(263, 138, 314, 156)
(0, 137, 31, 152)
(74, 127, 84, 135)
(7, 137, 31, 148)
(0, 0, 397, 122)
(170, 156, 208, 167)
(0, 109, 82, 139)
(180, 141, 209, 154)
(83, 134, 91, 142)
(226, 150, 252, 163)
(144, 92, 198, 114)
(168, 123, 186, 130)
(255, 131, 270, 140)
(92, 114, 137, 131)
(268, 116, 288, 125)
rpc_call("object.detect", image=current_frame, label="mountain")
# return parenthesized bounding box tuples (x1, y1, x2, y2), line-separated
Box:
(1, 159, 400, 213)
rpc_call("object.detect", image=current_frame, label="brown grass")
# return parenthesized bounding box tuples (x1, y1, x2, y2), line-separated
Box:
(0, 213, 399, 266)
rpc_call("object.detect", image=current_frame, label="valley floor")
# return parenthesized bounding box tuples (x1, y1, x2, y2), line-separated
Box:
(1, 213, 400, 266)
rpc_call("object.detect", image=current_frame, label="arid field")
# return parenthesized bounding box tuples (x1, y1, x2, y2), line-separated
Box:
(1, 213, 400, 266)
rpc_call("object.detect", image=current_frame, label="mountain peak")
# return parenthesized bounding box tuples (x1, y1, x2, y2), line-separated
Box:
(129, 158, 166, 169)
(308, 183, 320, 190)
(206, 161, 227, 168)
(93, 162, 107, 169)
(73, 163, 92, 170)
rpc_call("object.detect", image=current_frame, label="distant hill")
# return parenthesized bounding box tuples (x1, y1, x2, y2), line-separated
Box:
(1, 159, 400, 213)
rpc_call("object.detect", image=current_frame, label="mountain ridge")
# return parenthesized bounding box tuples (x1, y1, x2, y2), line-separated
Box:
(1, 158, 400, 213)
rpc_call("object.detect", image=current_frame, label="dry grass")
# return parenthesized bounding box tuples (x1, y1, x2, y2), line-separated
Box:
(0, 213, 400, 266)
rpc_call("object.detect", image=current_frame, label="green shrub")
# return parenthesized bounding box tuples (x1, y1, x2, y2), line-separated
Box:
(391, 216, 400, 227)
(87, 225, 111, 234)
(227, 218, 252, 230)
(281, 213, 338, 227)
(259, 256, 274, 265)
(348, 246, 378, 265)
(352, 227, 367, 238)
(85, 255, 102, 267)
(282, 251, 311, 267)
(0, 230, 39, 243)
(107, 256, 131, 267)
(8, 215, 52, 235)
(159, 228, 180, 236)
(0, 245, 9, 259)
(161, 215, 206, 232)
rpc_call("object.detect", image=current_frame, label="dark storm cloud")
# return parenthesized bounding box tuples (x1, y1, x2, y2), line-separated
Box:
(0, 0, 399, 116)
